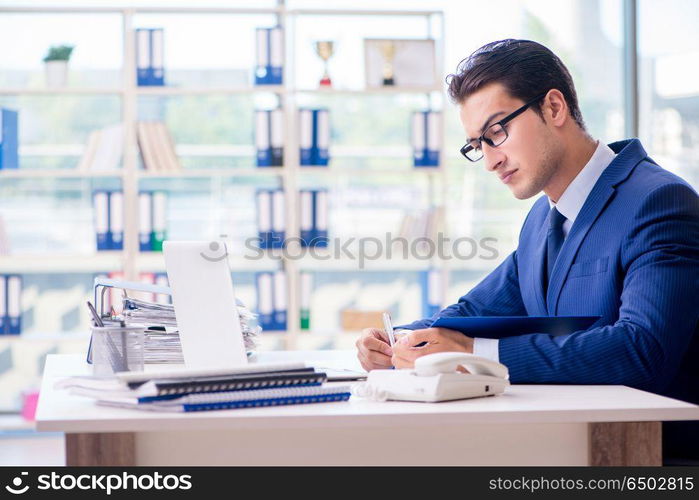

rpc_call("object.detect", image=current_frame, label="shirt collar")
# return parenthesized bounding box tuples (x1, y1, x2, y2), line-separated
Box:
(548, 141, 617, 223)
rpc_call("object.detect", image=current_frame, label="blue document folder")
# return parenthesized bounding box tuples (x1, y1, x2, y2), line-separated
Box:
(430, 315, 600, 338)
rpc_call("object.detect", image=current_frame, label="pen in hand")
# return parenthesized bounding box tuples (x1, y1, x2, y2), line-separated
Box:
(382, 312, 396, 347)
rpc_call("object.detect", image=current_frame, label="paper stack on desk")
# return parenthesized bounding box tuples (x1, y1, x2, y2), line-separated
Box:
(56, 362, 351, 413)
(121, 296, 261, 358)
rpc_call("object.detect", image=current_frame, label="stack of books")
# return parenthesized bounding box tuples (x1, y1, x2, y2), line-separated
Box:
(137, 121, 182, 172)
(56, 362, 350, 412)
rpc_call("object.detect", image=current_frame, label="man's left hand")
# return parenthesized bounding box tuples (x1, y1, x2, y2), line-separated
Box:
(391, 327, 474, 369)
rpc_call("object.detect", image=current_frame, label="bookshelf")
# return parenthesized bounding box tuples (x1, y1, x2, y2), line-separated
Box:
(0, 3, 449, 411)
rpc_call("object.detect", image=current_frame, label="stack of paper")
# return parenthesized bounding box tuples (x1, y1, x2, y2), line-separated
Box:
(56, 363, 350, 413)
(143, 329, 184, 364)
(121, 296, 261, 354)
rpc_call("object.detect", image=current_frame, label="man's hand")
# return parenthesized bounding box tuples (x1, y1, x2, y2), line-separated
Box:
(356, 328, 394, 371)
(392, 327, 474, 369)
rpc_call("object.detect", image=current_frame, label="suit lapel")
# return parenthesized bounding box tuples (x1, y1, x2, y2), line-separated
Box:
(545, 139, 646, 314)
(546, 184, 615, 314)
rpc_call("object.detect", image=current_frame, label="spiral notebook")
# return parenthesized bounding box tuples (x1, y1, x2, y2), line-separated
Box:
(61, 368, 328, 403)
(96, 385, 352, 412)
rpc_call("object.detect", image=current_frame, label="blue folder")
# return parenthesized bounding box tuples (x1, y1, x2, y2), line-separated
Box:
(430, 315, 600, 339)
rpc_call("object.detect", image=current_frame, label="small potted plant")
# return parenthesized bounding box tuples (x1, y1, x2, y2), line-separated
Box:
(43, 45, 74, 87)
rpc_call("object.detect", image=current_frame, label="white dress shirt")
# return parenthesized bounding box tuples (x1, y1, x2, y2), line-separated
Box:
(473, 141, 617, 362)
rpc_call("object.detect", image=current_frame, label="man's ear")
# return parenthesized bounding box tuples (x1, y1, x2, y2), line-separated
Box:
(544, 89, 568, 127)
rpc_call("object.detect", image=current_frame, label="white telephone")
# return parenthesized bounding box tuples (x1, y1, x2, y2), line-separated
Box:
(362, 352, 510, 403)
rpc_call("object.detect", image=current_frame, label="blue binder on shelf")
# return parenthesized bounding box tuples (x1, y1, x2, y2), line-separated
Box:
(255, 110, 272, 167)
(270, 189, 285, 248)
(256, 189, 284, 249)
(255, 108, 283, 167)
(426, 111, 440, 166)
(299, 109, 313, 165)
(0, 275, 6, 334)
(136, 28, 165, 86)
(430, 315, 601, 339)
(270, 108, 284, 166)
(411, 111, 426, 166)
(5, 275, 21, 335)
(139, 191, 153, 252)
(272, 270, 287, 331)
(299, 109, 330, 166)
(0, 108, 19, 170)
(256, 189, 274, 249)
(421, 269, 442, 319)
(411, 110, 439, 168)
(93, 190, 111, 251)
(299, 190, 314, 244)
(256, 271, 275, 330)
(108, 190, 124, 250)
(312, 190, 328, 246)
(314, 109, 329, 166)
(254, 26, 283, 85)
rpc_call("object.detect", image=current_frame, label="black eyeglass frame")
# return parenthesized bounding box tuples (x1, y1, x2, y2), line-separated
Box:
(460, 91, 549, 162)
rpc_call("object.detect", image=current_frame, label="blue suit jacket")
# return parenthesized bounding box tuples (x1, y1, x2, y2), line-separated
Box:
(401, 139, 699, 404)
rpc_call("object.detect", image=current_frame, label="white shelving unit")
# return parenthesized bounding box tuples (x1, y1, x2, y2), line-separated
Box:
(0, 2, 448, 349)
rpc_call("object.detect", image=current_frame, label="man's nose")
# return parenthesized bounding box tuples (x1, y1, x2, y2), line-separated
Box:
(483, 146, 506, 172)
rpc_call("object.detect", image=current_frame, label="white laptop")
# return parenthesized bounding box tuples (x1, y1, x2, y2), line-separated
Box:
(162, 240, 248, 369)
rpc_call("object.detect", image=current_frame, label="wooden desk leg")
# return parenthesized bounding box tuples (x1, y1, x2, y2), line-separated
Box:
(65, 432, 136, 466)
(589, 421, 662, 466)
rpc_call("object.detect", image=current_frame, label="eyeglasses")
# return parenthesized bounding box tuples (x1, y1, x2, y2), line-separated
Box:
(460, 92, 548, 162)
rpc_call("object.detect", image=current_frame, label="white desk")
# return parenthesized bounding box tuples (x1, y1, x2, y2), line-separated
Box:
(36, 352, 699, 466)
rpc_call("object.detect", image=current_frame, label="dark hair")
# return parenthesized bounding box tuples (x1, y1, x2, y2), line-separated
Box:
(446, 39, 586, 130)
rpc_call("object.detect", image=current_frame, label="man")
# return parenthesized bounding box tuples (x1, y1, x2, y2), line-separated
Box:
(356, 39, 699, 461)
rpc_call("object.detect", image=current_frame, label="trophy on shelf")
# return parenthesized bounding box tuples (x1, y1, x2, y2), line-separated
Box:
(314, 40, 335, 87)
(380, 40, 396, 86)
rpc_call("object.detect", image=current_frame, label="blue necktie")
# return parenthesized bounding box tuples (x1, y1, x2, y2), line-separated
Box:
(545, 206, 567, 290)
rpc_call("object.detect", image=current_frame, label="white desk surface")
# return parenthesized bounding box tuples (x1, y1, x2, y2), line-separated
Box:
(36, 352, 699, 434)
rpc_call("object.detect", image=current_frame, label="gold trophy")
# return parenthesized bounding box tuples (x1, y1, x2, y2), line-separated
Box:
(314, 40, 335, 87)
(380, 40, 396, 86)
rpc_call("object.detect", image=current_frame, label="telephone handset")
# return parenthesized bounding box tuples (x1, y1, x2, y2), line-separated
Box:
(361, 352, 510, 403)
(414, 352, 509, 379)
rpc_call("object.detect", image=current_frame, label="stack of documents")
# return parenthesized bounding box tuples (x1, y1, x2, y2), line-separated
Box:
(143, 329, 184, 364)
(121, 296, 261, 354)
(56, 362, 351, 413)
(123, 297, 177, 327)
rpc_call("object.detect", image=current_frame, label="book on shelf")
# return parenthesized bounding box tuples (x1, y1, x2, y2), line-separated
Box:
(136, 28, 165, 86)
(93, 190, 124, 251)
(411, 110, 441, 167)
(299, 189, 329, 247)
(78, 124, 123, 172)
(137, 121, 182, 172)
(254, 26, 283, 85)
(395, 206, 444, 249)
(299, 108, 330, 166)
(0, 108, 19, 170)
(0, 275, 22, 335)
(255, 108, 284, 167)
